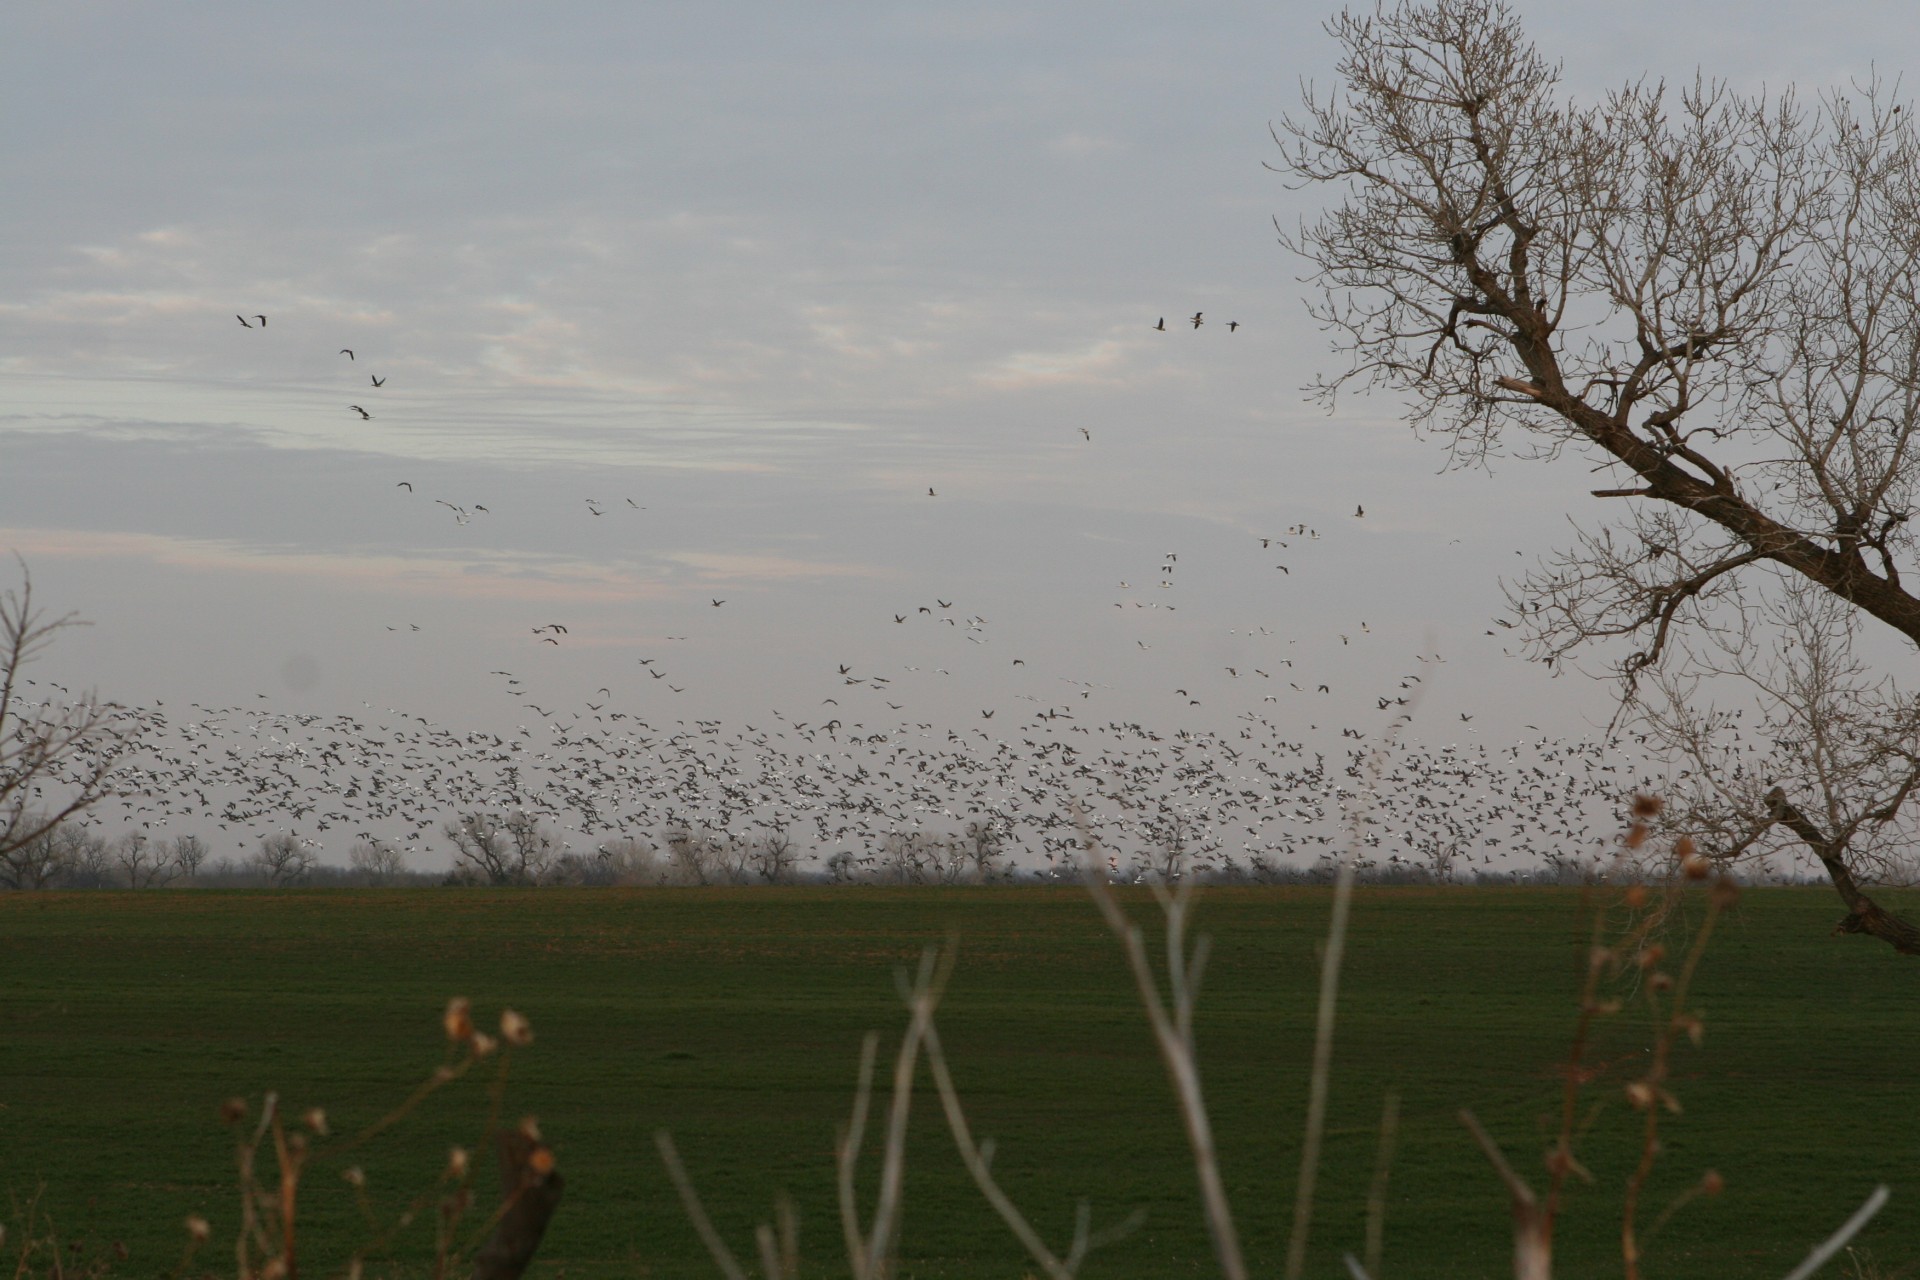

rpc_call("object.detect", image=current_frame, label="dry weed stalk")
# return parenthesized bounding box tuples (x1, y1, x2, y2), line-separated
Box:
(215, 1002, 558, 1280)
(656, 949, 937, 1280)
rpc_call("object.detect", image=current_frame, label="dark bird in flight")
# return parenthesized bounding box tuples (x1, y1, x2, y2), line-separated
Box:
(1154, 317, 1166, 331)
(349, 405, 371, 420)
(236, 315, 254, 328)
(1227, 321, 1239, 332)
(1080, 427, 1091, 440)
(370, 375, 385, 387)
(927, 487, 936, 496)
(340, 349, 355, 360)
(1191, 312, 1203, 329)
(396, 481, 412, 491)
(711, 598, 726, 607)
(1354, 504, 1365, 517)
(894, 614, 906, 623)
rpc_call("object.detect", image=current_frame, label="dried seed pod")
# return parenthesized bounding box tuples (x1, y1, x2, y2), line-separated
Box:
(500, 1009, 533, 1048)
(444, 997, 474, 1044)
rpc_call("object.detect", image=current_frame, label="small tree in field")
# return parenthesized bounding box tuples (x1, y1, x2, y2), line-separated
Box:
(170, 833, 209, 881)
(1280, 0, 1920, 952)
(749, 826, 800, 883)
(253, 832, 315, 887)
(444, 811, 555, 885)
(349, 837, 406, 886)
(0, 568, 124, 881)
(116, 833, 176, 889)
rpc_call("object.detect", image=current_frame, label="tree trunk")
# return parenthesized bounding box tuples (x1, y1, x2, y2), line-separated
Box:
(1765, 787, 1920, 956)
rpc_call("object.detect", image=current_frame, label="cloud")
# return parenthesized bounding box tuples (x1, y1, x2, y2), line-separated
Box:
(976, 337, 1135, 390)
(0, 526, 677, 606)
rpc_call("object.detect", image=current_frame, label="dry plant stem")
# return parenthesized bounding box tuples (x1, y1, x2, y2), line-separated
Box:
(10, 1186, 45, 1280)
(1082, 870, 1247, 1280)
(269, 1113, 303, 1280)
(1621, 890, 1725, 1278)
(862, 950, 944, 1277)
(1546, 889, 1661, 1228)
(1285, 832, 1358, 1280)
(1288, 707, 1413, 1280)
(333, 1052, 478, 1157)
(1459, 1110, 1552, 1280)
(922, 1013, 1135, 1280)
(1363, 1090, 1400, 1280)
(236, 1093, 278, 1280)
(835, 1033, 881, 1274)
(654, 1133, 748, 1280)
(466, 1130, 563, 1280)
(1782, 1185, 1891, 1280)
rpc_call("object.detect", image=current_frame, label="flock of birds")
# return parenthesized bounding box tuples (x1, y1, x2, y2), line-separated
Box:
(21, 306, 1657, 874)
(45, 673, 1656, 875)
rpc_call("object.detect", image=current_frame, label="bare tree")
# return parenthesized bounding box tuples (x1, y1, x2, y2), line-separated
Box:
(595, 834, 664, 885)
(0, 816, 70, 890)
(0, 568, 125, 874)
(663, 828, 717, 885)
(116, 833, 177, 889)
(750, 826, 801, 883)
(444, 811, 556, 886)
(252, 831, 315, 887)
(956, 819, 1006, 883)
(348, 837, 406, 886)
(170, 833, 209, 882)
(1280, 0, 1920, 952)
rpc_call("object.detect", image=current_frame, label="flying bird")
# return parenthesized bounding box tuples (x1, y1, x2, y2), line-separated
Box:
(340, 349, 355, 359)
(395, 481, 412, 491)
(370, 375, 385, 387)
(236, 315, 254, 328)
(349, 405, 371, 420)
(1227, 321, 1239, 332)
(927, 487, 937, 496)
(1354, 504, 1365, 517)
(1154, 317, 1166, 331)
(711, 598, 727, 607)
(1079, 427, 1091, 441)
(1191, 312, 1203, 329)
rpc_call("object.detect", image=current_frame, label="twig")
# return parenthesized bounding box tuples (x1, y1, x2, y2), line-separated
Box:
(654, 1132, 747, 1280)
(1081, 846, 1248, 1280)
(1780, 1186, 1890, 1280)
(1459, 1110, 1551, 1280)
(1363, 1090, 1400, 1279)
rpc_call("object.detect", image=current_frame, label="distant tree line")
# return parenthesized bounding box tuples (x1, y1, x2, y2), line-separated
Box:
(0, 804, 1843, 891)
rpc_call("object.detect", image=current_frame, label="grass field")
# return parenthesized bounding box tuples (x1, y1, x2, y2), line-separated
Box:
(2, 885, 1915, 1278)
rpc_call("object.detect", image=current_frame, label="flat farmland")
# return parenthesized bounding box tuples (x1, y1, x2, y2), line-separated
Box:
(2, 886, 1914, 1278)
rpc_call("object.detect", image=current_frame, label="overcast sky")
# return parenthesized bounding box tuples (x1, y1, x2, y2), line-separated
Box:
(5, 1, 1916, 862)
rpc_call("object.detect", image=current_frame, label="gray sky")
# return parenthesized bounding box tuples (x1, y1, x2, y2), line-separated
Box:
(4, 1, 1912, 866)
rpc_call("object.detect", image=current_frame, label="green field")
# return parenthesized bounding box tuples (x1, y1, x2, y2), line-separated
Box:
(3, 886, 1915, 1278)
